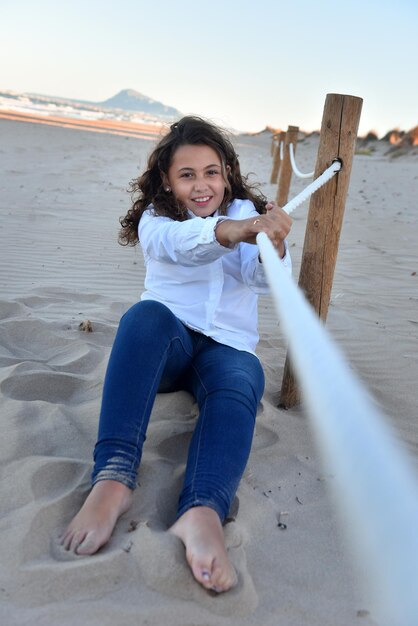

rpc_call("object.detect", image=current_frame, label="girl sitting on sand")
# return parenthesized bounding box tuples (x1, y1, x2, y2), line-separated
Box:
(61, 116, 292, 594)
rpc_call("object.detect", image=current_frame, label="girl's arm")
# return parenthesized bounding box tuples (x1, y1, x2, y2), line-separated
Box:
(138, 210, 235, 266)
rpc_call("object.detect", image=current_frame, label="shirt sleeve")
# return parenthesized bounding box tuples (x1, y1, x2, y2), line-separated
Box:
(138, 209, 235, 267)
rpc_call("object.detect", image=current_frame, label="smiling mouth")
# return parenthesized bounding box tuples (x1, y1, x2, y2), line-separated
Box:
(192, 196, 211, 204)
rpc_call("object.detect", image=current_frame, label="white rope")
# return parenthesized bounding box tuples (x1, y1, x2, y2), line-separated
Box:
(280, 140, 284, 161)
(257, 230, 418, 626)
(282, 159, 341, 215)
(289, 143, 314, 178)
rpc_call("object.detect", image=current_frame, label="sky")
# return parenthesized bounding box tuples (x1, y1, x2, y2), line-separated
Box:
(1, 0, 417, 136)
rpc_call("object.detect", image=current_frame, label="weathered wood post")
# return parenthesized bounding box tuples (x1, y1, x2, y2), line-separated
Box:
(279, 93, 363, 409)
(270, 131, 286, 184)
(270, 134, 276, 157)
(276, 126, 299, 206)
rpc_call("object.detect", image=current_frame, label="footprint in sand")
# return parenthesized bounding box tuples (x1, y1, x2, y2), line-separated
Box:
(251, 421, 279, 451)
(30, 458, 91, 501)
(1, 363, 96, 403)
(0, 299, 28, 320)
(0, 319, 69, 361)
(7, 458, 91, 565)
(47, 343, 103, 374)
(0, 317, 105, 371)
(26, 529, 134, 606)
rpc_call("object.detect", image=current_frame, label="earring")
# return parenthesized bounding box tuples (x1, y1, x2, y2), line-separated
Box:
(165, 186, 171, 192)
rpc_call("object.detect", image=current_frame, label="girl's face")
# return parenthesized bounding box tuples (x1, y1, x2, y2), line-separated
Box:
(165, 144, 229, 217)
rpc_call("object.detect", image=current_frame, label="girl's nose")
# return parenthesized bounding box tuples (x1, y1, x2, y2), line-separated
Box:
(193, 175, 208, 191)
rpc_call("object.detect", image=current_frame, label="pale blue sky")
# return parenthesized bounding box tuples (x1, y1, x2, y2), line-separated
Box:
(1, 0, 417, 135)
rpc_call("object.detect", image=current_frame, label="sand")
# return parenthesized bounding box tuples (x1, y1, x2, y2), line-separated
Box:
(0, 117, 417, 626)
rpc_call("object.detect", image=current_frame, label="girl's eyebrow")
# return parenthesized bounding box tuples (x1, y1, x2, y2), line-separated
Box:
(177, 163, 221, 172)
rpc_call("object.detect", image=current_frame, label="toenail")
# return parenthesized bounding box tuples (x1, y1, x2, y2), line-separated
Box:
(202, 570, 210, 581)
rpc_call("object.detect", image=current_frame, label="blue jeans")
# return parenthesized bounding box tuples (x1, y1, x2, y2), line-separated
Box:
(92, 300, 265, 522)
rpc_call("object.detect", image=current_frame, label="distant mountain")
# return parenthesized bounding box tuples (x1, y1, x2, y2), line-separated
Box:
(98, 89, 181, 118)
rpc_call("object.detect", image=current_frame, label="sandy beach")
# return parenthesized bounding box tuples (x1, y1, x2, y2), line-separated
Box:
(1, 116, 417, 626)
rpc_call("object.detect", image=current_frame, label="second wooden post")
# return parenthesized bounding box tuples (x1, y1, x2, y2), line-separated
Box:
(270, 131, 286, 184)
(276, 126, 299, 206)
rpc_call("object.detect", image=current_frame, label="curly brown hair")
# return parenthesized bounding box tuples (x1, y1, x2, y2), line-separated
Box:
(119, 116, 267, 246)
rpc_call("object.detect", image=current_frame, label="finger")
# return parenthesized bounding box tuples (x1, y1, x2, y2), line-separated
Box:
(269, 205, 288, 218)
(270, 212, 292, 235)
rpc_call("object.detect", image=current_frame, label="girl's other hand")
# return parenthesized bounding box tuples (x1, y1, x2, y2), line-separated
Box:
(250, 203, 292, 258)
(265, 200, 277, 212)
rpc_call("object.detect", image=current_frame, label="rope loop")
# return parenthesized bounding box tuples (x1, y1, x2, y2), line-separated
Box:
(289, 143, 314, 178)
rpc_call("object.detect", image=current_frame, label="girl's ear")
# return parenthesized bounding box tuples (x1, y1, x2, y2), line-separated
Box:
(162, 173, 170, 191)
(225, 164, 231, 179)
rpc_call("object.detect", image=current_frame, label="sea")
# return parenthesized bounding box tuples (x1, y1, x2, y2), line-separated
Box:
(0, 89, 164, 127)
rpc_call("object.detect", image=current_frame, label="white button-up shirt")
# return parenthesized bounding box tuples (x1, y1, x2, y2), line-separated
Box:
(138, 198, 292, 355)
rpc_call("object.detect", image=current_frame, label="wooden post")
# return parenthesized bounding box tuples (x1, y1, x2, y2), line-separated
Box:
(270, 131, 286, 184)
(276, 126, 299, 206)
(279, 93, 363, 409)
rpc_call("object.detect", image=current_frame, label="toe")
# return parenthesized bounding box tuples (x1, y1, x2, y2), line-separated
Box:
(210, 560, 238, 592)
(69, 529, 88, 553)
(75, 530, 100, 555)
(60, 529, 74, 550)
(190, 555, 215, 588)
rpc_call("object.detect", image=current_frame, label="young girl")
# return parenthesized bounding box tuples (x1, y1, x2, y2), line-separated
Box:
(61, 116, 292, 594)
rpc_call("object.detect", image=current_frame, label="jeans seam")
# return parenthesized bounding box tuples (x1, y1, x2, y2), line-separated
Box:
(188, 361, 209, 494)
(129, 333, 194, 476)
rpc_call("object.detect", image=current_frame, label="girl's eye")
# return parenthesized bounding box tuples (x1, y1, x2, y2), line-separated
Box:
(207, 169, 220, 176)
(180, 172, 193, 178)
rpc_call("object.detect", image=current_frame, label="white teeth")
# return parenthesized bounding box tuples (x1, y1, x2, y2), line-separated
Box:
(194, 196, 210, 203)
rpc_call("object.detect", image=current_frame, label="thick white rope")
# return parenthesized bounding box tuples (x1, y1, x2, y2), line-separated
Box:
(257, 230, 418, 626)
(282, 159, 341, 215)
(289, 143, 314, 178)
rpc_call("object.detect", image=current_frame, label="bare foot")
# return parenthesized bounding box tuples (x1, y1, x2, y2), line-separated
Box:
(169, 506, 237, 593)
(60, 480, 133, 555)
